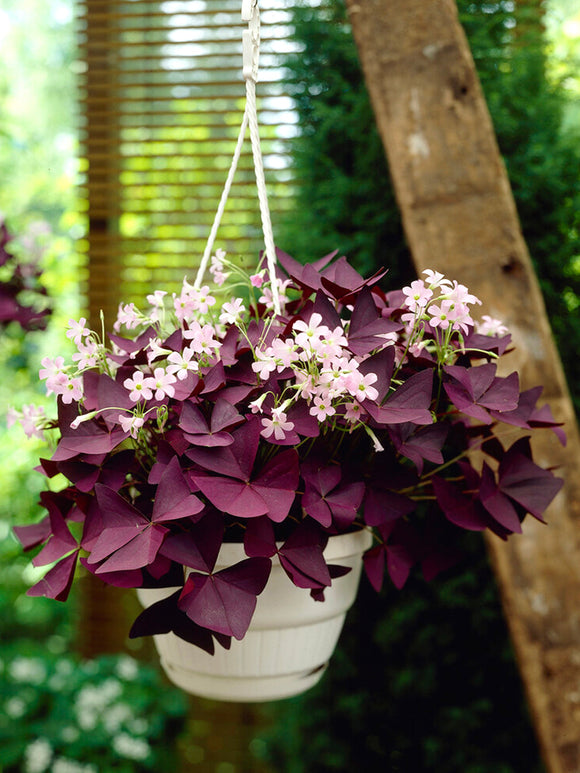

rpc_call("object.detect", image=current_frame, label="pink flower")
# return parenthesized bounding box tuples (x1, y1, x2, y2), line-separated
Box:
(44, 370, 70, 397)
(476, 315, 509, 336)
(348, 370, 379, 402)
(446, 280, 481, 307)
(260, 409, 294, 441)
(173, 293, 195, 324)
(296, 372, 318, 400)
(66, 317, 90, 346)
(309, 394, 336, 422)
(8, 404, 46, 440)
(146, 290, 167, 307)
(219, 298, 245, 325)
(212, 269, 228, 287)
(427, 300, 454, 330)
(166, 347, 199, 380)
(210, 253, 229, 286)
(422, 269, 452, 290)
(53, 376, 84, 404)
(118, 413, 145, 439)
(124, 371, 154, 403)
(293, 313, 331, 351)
(344, 401, 365, 424)
(250, 272, 265, 288)
(251, 349, 277, 380)
(146, 338, 171, 364)
(39, 356, 65, 382)
(259, 278, 291, 311)
(318, 325, 348, 357)
(269, 337, 296, 370)
(402, 280, 433, 312)
(191, 285, 216, 315)
(72, 340, 99, 370)
(446, 302, 475, 335)
(249, 394, 267, 414)
(114, 303, 141, 332)
(183, 321, 221, 355)
(150, 367, 176, 400)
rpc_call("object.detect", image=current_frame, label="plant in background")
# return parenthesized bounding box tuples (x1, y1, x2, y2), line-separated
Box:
(0, 219, 51, 332)
(0, 645, 187, 773)
(12, 249, 563, 654)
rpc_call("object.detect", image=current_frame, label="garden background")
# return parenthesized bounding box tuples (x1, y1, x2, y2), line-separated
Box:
(0, 0, 579, 771)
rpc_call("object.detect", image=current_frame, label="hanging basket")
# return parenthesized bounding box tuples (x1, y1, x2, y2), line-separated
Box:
(137, 529, 372, 702)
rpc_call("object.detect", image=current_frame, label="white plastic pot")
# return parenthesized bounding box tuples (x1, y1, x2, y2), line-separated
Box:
(137, 528, 372, 702)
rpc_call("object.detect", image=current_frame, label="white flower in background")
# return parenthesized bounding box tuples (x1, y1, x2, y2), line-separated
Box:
(5, 696, 27, 718)
(128, 718, 149, 735)
(115, 656, 139, 681)
(23, 738, 52, 773)
(103, 703, 133, 734)
(60, 727, 80, 744)
(75, 679, 123, 731)
(112, 733, 151, 761)
(51, 759, 96, 773)
(9, 657, 46, 684)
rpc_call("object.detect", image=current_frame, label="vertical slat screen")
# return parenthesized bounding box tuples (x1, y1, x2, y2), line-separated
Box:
(77, 0, 299, 326)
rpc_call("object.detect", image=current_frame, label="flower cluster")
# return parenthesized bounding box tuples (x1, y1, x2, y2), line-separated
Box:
(0, 648, 187, 771)
(13, 248, 564, 653)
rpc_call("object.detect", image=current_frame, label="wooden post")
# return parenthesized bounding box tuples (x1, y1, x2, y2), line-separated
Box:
(345, 0, 580, 770)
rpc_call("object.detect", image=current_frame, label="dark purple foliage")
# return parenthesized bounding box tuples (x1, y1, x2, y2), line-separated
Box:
(14, 250, 565, 652)
(0, 221, 50, 331)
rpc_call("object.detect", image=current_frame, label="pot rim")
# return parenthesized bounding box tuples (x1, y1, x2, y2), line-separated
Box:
(215, 526, 373, 568)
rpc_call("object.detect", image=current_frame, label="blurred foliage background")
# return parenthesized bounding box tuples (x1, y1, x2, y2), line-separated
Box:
(0, 0, 578, 771)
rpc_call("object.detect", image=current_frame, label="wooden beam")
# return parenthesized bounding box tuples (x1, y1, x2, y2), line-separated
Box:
(345, 1, 580, 770)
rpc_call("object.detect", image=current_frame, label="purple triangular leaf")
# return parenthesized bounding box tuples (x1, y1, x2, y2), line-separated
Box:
(27, 552, 78, 601)
(432, 476, 490, 531)
(366, 370, 434, 425)
(193, 473, 269, 518)
(278, 521, 331, 589)
(363, 487, 416, 526)
(498, 441, 564, 520)
(357, 347, 395, 402)
(244, 517, 277, 558)
(151, 456, 204, 522)
(363, 544, 385, 592)
(94, 524, 168, 574)
(160, 511, 224, 572)
(32, 510, 78, 567)
(479, 462, 522, 533)
(129, 590, 224, 654)
(13, 516, 52, 551)
(179, 557, 271, 639)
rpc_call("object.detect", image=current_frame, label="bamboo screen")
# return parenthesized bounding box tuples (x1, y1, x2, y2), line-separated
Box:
(76, 0, 300, 326)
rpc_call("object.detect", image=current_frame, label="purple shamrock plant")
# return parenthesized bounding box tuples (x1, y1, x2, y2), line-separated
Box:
(12, 248, 565, 654)
(0, 219, 50, 331)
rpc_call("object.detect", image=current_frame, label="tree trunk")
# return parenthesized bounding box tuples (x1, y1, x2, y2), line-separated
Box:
(345, 1, 580, 771)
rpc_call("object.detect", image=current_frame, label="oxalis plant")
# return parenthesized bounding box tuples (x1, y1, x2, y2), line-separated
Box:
(12, 249, 565, 654)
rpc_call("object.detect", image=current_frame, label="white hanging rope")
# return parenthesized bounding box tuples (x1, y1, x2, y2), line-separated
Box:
(194, 108, 249, 291)
(194, 0, 281, 316)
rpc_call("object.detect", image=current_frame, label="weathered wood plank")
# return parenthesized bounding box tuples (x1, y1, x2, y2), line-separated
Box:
(345, 1, 580, 770)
